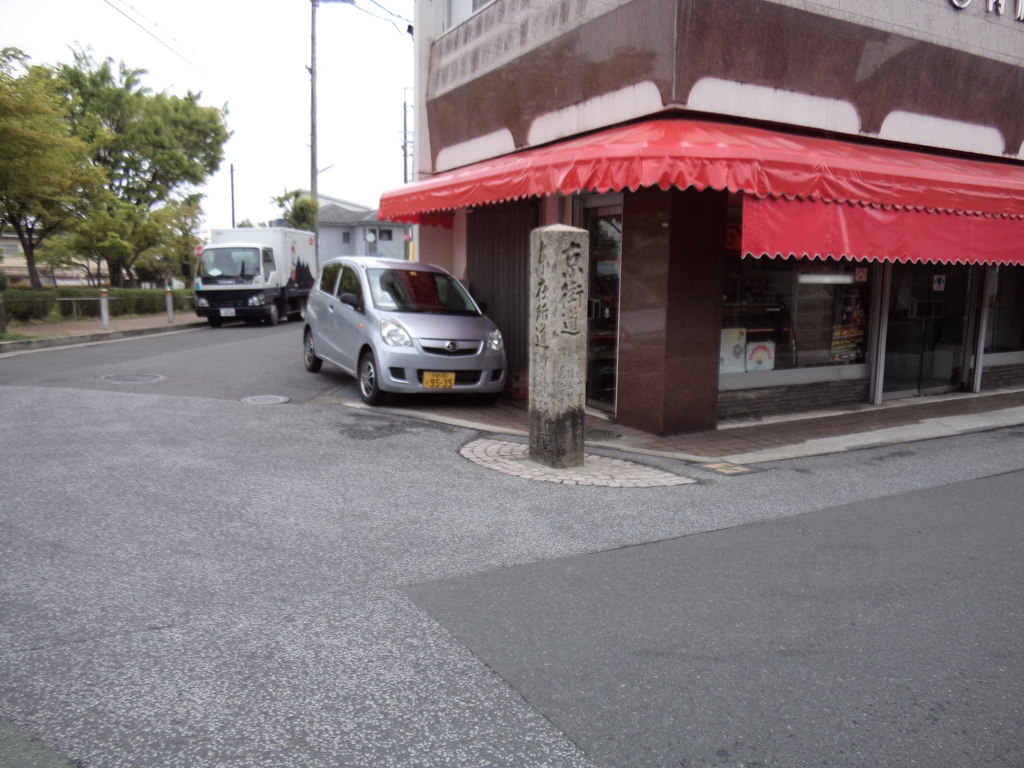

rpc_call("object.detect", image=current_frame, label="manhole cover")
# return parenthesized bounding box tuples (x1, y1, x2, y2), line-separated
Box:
(241, 395, 291, 405)
(584, 428, 621, 440)
(701, 462, 757, 475)
(102, 373, 166, 384)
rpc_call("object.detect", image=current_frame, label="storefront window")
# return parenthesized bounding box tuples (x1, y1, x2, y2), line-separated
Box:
(721, 256, 871, 373)
(985, 267, 1024, 353)
(586, 207, 621, 408)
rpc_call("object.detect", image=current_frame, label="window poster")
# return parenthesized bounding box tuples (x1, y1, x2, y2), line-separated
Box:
(830, 292, 866, 363)
(746, 340, 776, 371)
(721, 328, 747, 373)
(829, 324, 865, 362)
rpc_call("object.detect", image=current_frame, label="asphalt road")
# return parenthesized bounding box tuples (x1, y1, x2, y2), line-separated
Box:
(0, 322, 331, 404)
(1, 325, 1022, 767)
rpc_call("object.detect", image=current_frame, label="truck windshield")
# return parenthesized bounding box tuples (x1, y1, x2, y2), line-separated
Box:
(367, 268, 479, 315)
(199, 247, 260, 280)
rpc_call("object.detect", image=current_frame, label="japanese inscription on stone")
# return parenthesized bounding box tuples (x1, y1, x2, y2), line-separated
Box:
(529, 225, 590, 468)
(532, 237, 586, 348)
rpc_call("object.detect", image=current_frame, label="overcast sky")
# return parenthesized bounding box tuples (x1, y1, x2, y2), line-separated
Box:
(2, 0, 415, 231)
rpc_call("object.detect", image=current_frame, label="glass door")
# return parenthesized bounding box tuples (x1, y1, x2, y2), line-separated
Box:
(585, 206, 622, 410)
(883, 264, 970, 396)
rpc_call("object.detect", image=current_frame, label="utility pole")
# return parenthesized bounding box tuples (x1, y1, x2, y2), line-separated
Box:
(402, 90, 414, 260)
(310, 0, 352, 269)
(310, 0, 320, 268)
(403, 88, 414, 184)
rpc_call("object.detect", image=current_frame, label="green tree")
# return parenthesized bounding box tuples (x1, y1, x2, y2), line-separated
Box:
(273, 190, 318, 231)
(56, 51, 229, 285)
(0, 48, 101, 289)
(40, 189, 148, 285)
(134, 195, 204, 286)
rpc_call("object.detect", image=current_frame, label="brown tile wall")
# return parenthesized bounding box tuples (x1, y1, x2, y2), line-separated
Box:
(718, 379, 871, 421)
(617, 187, 726, 435)
(980, 363, 1024, 390)
(426, 0, 1023, 167)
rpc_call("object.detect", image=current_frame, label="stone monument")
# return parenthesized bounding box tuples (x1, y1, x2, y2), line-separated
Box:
(529, 224, 590, 468)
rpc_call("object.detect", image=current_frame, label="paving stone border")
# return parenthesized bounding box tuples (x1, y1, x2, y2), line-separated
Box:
(460, 438, 696, 487)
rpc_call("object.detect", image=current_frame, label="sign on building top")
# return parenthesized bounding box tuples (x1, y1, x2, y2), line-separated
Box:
(949, 0, 1024, 22)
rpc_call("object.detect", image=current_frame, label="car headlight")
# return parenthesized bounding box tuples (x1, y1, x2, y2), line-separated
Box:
(381, 319, 412, 346)
(196, 297, 209, 308)
(487, 327, 504, 351)
(247, 294, 265, 306)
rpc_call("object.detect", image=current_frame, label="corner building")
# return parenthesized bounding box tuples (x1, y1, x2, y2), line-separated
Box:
(380, 0, 1024, 435)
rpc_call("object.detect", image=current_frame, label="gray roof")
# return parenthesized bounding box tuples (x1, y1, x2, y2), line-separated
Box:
(319, 204, 404, 227)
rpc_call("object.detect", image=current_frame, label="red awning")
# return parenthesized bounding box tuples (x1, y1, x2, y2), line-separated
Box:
(379, 118, 1024, 225)
(743, 196, 1024, 266)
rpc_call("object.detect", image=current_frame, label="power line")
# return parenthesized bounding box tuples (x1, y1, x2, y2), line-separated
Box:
(100, 0, 203, 72)
(363, 0, 413, 25)
(349, 2, 414, 37)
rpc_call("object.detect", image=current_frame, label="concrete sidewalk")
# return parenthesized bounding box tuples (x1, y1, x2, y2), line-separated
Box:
(0, 311, 208, 352)
(5, 310, 1024, 465)
(328, 384, 1024, 466)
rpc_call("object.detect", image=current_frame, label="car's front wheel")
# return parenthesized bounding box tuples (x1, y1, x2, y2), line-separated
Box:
(358, 350, 385, 405)
(303, 329, 322, 372)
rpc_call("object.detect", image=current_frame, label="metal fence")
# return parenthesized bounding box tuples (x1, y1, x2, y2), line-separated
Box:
(1, 289, 190, 333)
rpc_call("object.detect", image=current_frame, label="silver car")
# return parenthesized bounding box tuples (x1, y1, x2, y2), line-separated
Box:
(303, 257, 507, 404)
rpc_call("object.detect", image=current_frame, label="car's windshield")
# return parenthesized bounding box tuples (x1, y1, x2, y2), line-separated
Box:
(198, 247, 260, 279)
(367, 268, 479, 314)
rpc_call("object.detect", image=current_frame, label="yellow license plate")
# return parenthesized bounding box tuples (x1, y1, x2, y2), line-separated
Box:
(423, 371, 455, 389)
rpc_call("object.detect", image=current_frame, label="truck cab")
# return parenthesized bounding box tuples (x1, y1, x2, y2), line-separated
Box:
(194, 228, 316, 327)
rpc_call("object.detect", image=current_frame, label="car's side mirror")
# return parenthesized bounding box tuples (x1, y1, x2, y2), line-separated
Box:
(340, 292, 363, 311)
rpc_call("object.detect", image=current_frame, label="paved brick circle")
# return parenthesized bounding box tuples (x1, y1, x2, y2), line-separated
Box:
(460, 438, 695, 487)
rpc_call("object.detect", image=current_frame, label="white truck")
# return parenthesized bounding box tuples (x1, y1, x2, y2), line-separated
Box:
(194, 227, 317, 327)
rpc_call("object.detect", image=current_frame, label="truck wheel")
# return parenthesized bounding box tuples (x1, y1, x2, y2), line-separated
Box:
(291, 302, 306, 322)
(303, 329, 322, 372)
(265, 303, 279, 326)
(358, 351, 385, 405)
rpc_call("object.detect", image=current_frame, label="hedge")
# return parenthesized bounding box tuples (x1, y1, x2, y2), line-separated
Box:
(0, 288, 195, 323)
